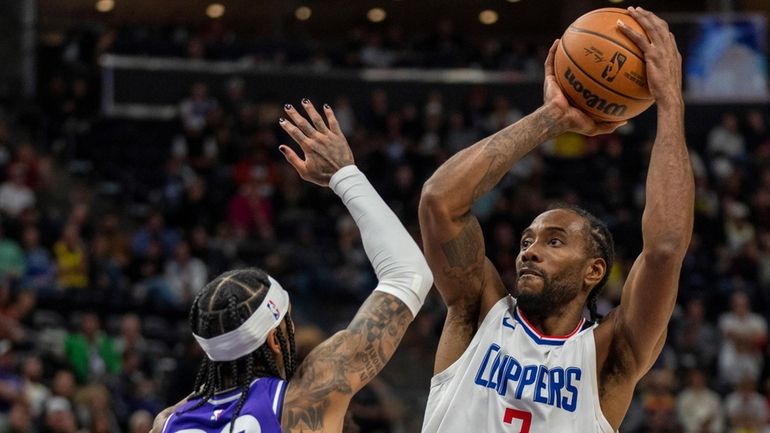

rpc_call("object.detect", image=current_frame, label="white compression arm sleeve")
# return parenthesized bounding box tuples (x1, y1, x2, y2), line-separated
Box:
(329, 165, 433, 317)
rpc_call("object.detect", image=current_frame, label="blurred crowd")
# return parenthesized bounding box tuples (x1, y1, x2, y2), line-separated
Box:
(63, 19, 548, 75)
(0, 19, 769, 433)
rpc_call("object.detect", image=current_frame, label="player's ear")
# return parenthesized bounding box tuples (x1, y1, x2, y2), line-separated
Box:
(584, 258, 606, 292)
(265, 329, 281, 356)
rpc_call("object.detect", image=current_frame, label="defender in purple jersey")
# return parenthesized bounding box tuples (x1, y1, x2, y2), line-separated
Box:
(154, 100, 433, 433)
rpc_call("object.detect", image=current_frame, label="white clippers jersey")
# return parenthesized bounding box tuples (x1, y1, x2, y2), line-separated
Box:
(422, 296, 616, 433)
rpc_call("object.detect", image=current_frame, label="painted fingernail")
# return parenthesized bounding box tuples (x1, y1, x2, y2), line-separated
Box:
(323, 103, 330, 109)
(279, 117, 286, 123)
(284, 104, 292, 110)
(301, 98, 310, 105)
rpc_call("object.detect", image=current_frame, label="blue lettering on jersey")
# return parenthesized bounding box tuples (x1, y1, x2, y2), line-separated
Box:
(474, 344, 581, 413)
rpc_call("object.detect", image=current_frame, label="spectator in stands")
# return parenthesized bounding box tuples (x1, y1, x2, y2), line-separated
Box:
(445, 112, 478, 154)
(0, 346, 22, 417)
(708, 112, 746, 161)
(179, 82, 217, 132)
(724, 201, 756, 256)
(0, 227, 25, 283)
(171, 125, 218, 173)
(0, 165, 35, 218)
(22, 226, 58, 295)
(675, 298, 719, 371)
(41, 397, 77, 433)
(227, 179, 274, 240)
(188, 225, 229, 277)
(744, 110, 769, 152)
(719, 291, 768, 387)
(725, 377, 768, 433)
(131, 212, 180, 258)
(636, 369, 682, 433)
(50, 370, 76, 403)
(113, 314, 146, 360)
(64, 313, 120, 384)
(9, 142, 44, 190)
(97, 213, 132, 270)
(5, 401, 34, 433)
(20, 355, 51, 418)
(163, 240, 206, 305)
(130, 238, 174, 307)
(74, 384, 120, 433)
(676, 368, 724, 433)
(88, 232, 125, 300)
(0, 286, 25, 345)
(53, 224, 88, 291)
(128, 410, 152, 433)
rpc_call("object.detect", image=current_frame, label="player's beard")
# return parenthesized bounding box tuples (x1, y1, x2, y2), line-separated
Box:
(516, 269, 581, 318)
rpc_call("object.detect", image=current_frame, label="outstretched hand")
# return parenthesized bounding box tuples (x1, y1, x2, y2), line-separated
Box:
(542, 40, 627, 137)
(617, 7, 683, 111)
(279, 100, 355, 187)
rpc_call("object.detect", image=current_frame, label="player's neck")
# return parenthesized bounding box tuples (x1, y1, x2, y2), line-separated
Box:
(517, 303, 586, 337)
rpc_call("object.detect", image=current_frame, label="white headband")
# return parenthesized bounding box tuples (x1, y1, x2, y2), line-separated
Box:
(193, 276, 290, 362)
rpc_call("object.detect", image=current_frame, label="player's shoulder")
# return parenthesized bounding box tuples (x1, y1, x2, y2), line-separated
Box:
(477, 295, 515, 330)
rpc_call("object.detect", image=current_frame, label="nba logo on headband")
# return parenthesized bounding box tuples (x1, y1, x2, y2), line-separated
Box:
(267, 299, 280, 320)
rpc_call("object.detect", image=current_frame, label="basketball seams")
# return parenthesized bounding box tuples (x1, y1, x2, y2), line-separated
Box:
(566, 26, 645, 61)
(558, 41, 650, 102)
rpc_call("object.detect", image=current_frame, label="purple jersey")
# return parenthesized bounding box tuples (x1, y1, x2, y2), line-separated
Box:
(162, 377, 286, 433)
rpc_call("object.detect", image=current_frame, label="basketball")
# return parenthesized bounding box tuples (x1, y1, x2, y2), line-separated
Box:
(554, 8, 654, 122)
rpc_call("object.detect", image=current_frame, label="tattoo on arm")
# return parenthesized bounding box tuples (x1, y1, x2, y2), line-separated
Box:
(471, 135, 508, 201)
(282, 292, 411, 432)
(469, 110, 560, 202)
(440, 215, 486, 291)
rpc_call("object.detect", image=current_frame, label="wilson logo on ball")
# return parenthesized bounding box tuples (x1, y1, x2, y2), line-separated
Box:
(601, 51, 627, 83)
(564, 68, 628, 117)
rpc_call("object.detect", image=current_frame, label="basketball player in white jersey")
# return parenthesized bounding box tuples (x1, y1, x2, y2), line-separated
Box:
(419, 8, 692, 433)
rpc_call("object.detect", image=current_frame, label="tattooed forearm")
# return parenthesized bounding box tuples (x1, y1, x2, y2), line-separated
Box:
(282, 292, 411, 432)
(468, 109, 562, 203)
(441, 215, 483, 268)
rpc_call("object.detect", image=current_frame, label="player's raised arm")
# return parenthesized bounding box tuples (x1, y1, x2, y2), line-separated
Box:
(418, 41, 626, 371)
(613, 7, 694, 375)
(277, 100, 433, 433)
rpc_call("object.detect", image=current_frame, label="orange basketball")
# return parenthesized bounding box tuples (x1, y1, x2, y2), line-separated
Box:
(554, 8, 654, 122)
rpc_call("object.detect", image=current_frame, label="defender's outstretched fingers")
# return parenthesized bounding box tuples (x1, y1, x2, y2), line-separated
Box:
(617, 19, 651, 53)
(284, 103, 319, 139)
(323, 104, 343, 135)
(279, 117, 314, 153)
(301, 99, 329, 133)
(279, 145, 307, 177)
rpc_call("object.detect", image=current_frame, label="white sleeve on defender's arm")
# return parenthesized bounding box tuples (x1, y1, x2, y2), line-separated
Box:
(329, 165, 433, 317)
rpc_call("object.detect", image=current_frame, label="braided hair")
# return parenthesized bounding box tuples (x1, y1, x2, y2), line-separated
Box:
(548, 204, 615, 322)
(186, 268, 297, 432)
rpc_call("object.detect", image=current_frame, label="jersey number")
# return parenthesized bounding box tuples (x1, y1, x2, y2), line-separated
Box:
(175, 415, 262, 433)
(503, 407, 531, 433)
